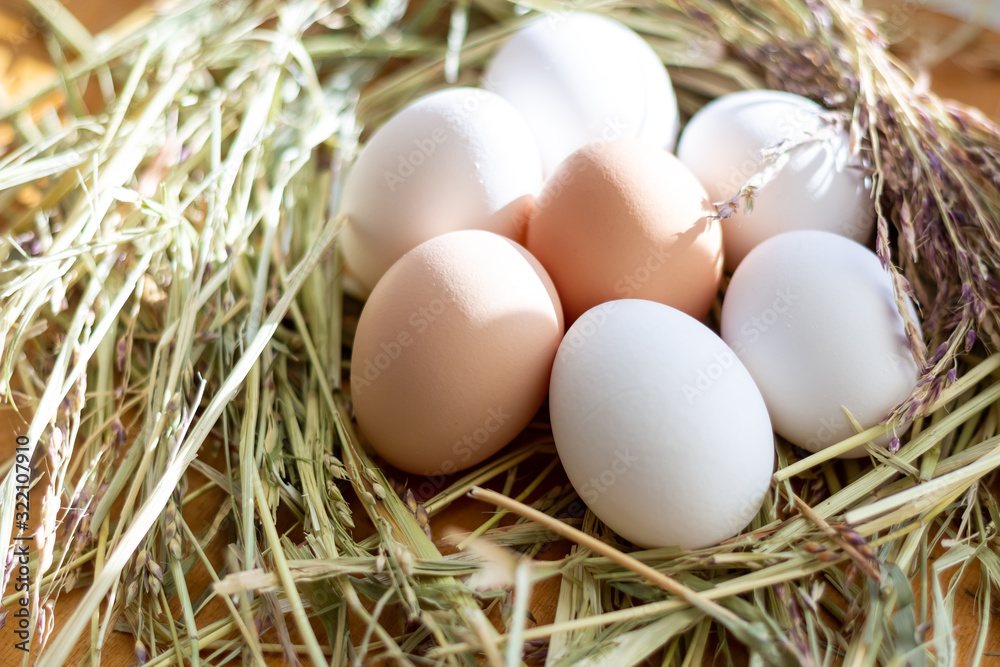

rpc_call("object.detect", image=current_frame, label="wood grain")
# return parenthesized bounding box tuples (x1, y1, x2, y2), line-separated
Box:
(1, 1, 998, 665)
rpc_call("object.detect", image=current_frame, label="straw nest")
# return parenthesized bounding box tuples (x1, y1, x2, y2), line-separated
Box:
(1, 0, 999, 665)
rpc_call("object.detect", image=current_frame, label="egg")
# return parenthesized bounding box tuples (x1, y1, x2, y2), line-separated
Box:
(350, 230, 563, 475)
(341, 87, 543, 292)
(550, 299, 774, 549)
(484, 12, 679, 175)
(677, 90, 875, 271)
(720, 230, 919, 456)
(526, 139, 722, 324)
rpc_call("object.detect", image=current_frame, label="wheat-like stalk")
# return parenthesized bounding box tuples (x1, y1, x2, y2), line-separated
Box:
(1, 0, 999, 664)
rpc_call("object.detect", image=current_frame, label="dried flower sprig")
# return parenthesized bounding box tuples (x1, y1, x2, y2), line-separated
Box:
(1, 0, 999, 665)
(682, 0, 1000, 419)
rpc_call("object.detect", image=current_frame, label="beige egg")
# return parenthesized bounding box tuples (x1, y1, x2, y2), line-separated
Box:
(350, 230, 563, 475)
(340, 88, 543, 293)
(526, 139, 723, 324)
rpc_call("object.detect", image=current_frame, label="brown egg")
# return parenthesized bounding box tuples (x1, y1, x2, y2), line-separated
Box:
(488, 193, 535, 246)
(526, 139, 723, 323)
(350, 230, 563, 475)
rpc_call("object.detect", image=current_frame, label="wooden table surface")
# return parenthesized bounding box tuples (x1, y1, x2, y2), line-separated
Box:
(1, 1, 999, 665)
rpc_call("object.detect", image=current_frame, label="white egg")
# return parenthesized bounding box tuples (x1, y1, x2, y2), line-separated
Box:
(720, 231, 919, 456)
(484, 12, 679, 175)
(550, 299, 774, 549)
(677, 90, 874, 271)
(341, 87, 542, 292)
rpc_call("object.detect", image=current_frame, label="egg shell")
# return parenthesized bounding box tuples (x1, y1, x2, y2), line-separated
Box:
(484, 12, 679, 175)
(350, 230, 563, 475)
(341, 87, 543, 292)
(677, 90, 875, 271)
(720, 230, 919, 456)
(550, 299, 774, 549)
(526, 139, 723, 324)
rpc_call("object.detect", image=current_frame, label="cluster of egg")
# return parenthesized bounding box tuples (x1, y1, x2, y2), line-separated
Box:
(344, 12, 919, 550)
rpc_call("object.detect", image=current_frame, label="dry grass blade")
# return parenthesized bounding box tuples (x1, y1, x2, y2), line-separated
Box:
(35, 212, 342, 667)
(468, 487, 797, 665)
(1, 0, 999, 664)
